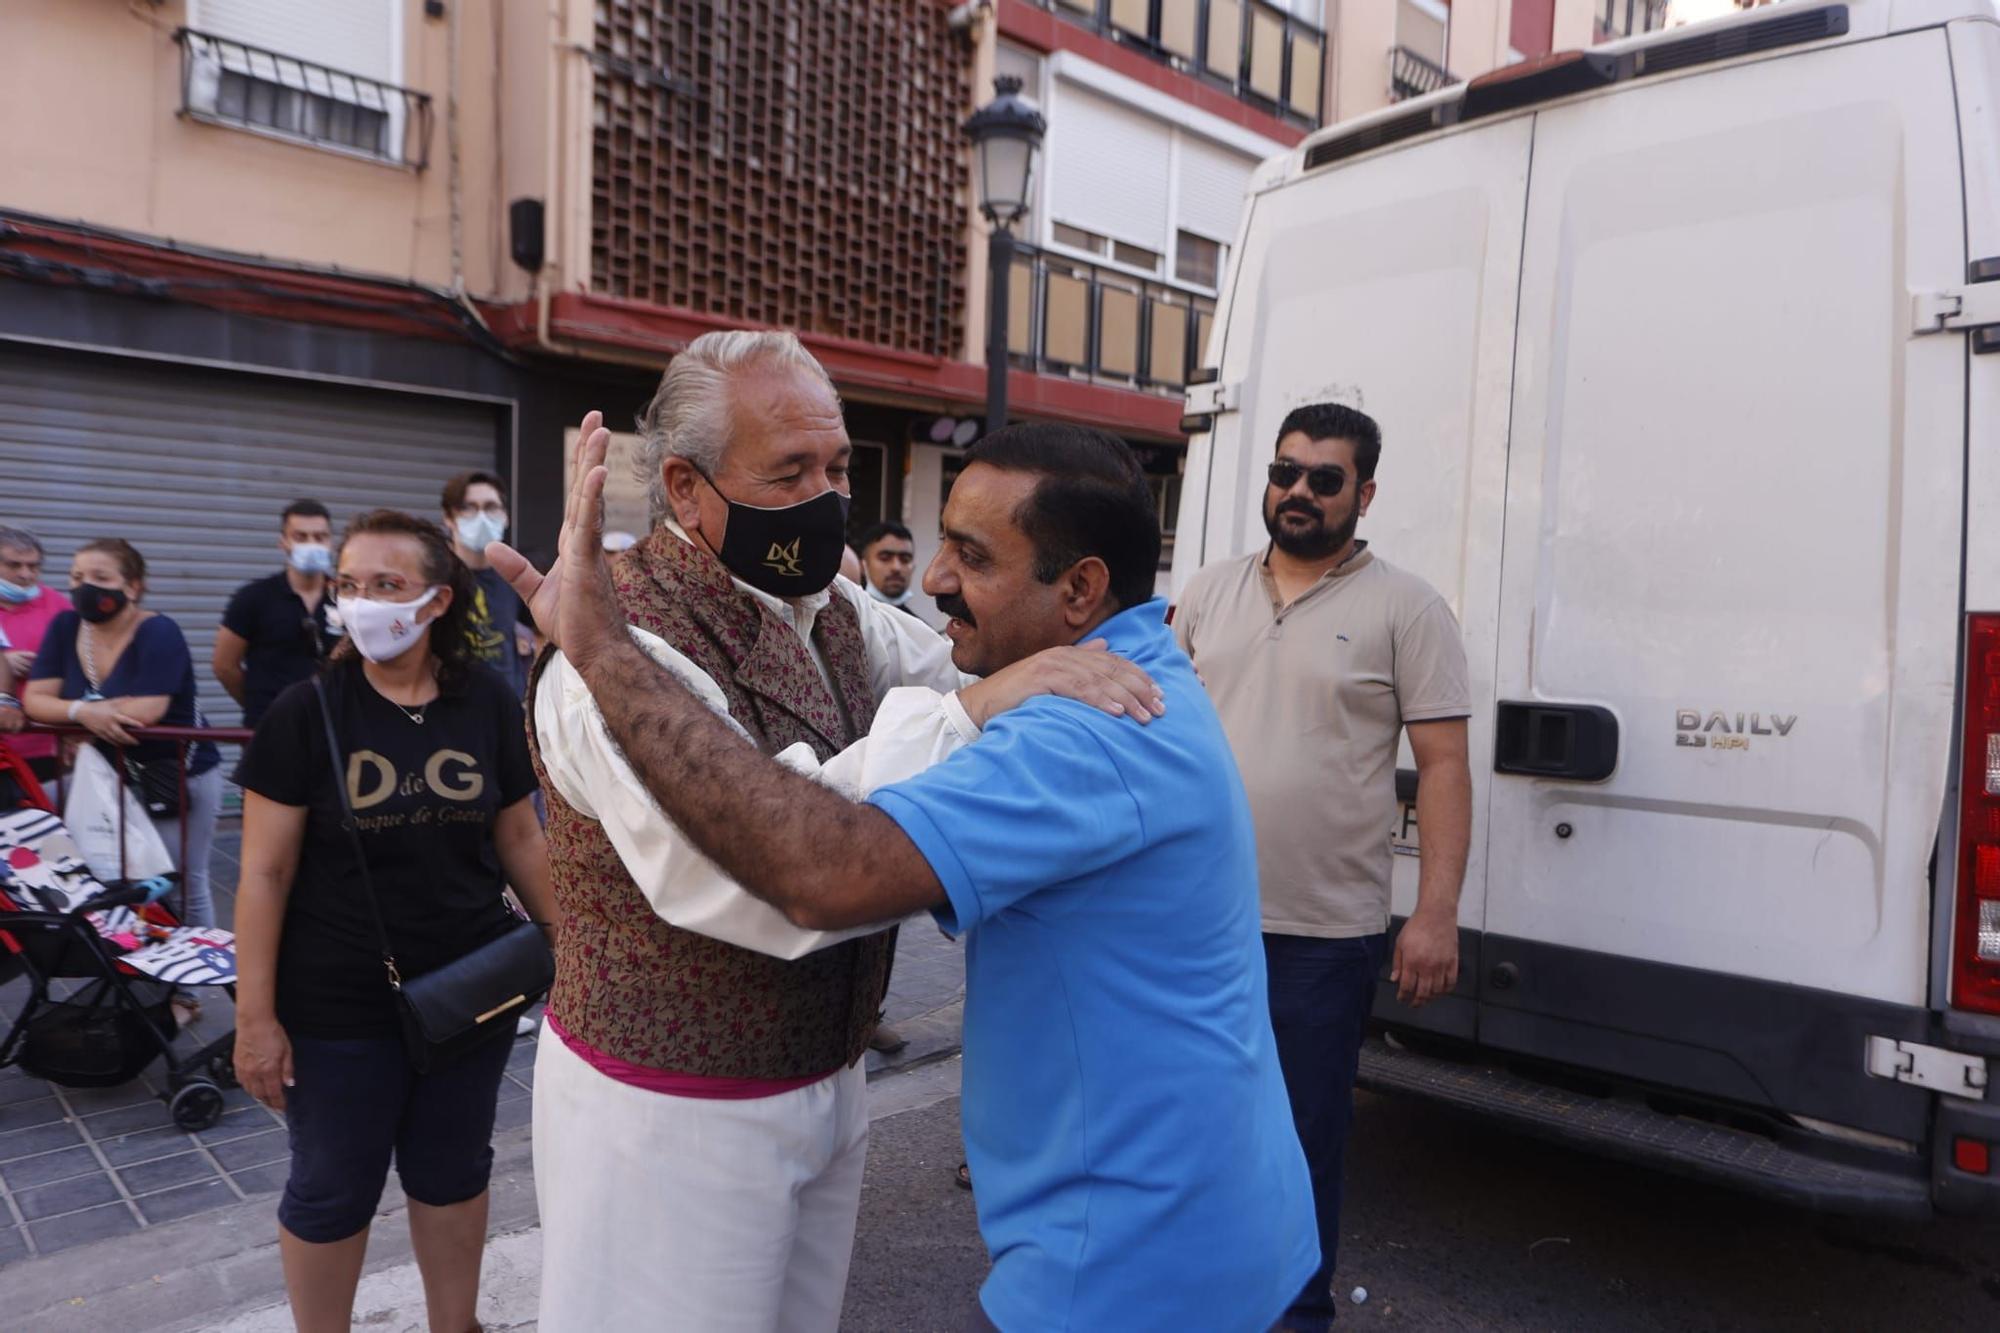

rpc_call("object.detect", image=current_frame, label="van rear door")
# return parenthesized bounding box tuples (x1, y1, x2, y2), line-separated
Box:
(1481, 29, 1965, 1140)
(1177, 116, 1531, 1036)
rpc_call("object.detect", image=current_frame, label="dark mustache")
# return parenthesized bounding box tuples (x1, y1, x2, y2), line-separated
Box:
(1275, 500, 1322, 520)
(935, 594, 976, 626)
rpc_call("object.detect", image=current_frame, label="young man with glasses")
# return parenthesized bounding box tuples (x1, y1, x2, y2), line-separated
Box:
(1173, 401, 1473, 1333)
(443, 470, 534, 698)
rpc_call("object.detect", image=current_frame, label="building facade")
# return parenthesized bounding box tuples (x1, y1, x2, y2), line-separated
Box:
(0, 0, 531, 732)
(0, 0, 1741, 690)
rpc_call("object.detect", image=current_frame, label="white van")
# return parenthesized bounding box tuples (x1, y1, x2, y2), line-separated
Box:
(1171, 0, 2000, 1217)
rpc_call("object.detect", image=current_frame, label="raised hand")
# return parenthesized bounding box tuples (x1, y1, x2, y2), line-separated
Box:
(486, 410, 624, 672)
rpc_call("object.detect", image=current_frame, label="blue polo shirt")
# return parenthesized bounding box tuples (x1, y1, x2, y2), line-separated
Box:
(869, 599, 1316, 1332)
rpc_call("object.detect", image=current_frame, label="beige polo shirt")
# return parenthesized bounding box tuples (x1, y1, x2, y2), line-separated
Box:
(1175, 544, 1470, 939)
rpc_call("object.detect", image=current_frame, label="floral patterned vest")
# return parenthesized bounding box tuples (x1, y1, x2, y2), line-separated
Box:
(525, 529, 894, 1078)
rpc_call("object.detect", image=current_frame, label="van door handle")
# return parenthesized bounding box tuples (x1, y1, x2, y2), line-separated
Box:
(1493, 702, 1618, 781)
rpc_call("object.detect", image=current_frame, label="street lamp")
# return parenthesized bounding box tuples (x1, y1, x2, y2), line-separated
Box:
(964, 74, 1045, 435)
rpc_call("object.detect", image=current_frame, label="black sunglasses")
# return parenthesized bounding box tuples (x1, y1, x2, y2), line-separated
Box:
(1267, 460, 1347, 498)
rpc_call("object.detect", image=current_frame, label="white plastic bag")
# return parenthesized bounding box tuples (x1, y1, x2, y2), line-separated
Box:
(64, 743, 176, 883)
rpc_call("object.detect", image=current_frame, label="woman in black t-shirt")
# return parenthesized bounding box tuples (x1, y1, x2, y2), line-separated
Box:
(231, 510, 555, 1333)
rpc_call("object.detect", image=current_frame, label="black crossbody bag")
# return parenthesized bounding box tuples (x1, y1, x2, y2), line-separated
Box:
(311, 675, 553, 1072)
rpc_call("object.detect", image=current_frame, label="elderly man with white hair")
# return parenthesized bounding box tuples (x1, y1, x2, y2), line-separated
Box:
(516, 331, 1160, 1331)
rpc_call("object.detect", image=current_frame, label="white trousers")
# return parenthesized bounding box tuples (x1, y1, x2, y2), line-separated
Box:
(533, 1031, 870, 1333)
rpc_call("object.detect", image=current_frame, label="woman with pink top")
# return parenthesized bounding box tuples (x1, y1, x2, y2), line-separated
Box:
(0, 526, 64, 781)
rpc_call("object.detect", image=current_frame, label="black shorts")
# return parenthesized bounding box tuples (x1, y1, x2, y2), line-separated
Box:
(278, 1030, 513, 1243)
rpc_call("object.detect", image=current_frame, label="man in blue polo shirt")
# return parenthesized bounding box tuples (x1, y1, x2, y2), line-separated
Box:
(501, 419, 1315, 1331)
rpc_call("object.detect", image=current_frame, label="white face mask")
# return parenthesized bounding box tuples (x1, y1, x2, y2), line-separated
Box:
(287, 542, 334, 575)
(337, 587, 442, 664)
(455, 512, 507, 551)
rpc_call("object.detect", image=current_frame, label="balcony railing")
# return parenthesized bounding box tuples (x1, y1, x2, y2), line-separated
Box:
(1006, 242, 1217, 396)
(174, 29, 434, 170)
(1389, 45, 1455, 102)
(1034, 0, 1327, 128)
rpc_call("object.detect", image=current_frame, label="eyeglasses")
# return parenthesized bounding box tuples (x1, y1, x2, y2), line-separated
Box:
(1267, 460, 1347, 498)
(454, 501, 507, 518)
(334, 575, 417, 599)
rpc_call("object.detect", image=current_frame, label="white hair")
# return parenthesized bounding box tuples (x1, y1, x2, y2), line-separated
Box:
(636, 329, 840, 528)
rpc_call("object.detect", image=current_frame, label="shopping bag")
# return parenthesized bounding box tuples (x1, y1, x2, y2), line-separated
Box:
(64, 745, 176, 883)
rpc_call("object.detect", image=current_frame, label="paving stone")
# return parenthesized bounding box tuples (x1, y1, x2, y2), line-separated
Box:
(0, 1074, 50, 1108)
(0, 1144, 98, 1191)
(28, 1200, 138, 1255)
(229, 1161, 290, 1197)
(209, 1129, 288, 1172)
(136, 1176, 235, 1225)
(0, 1119, 83, 1161)
(493, 1096, 532, 1132)
(0, 1222, 26, 1265)
(0, 1096, 65, 1134)
(79, 1100, 171, 1139)
(55, 1081, 157, 1115)
(116, 1150, 217, 1196)
(96, 1123, 197, 1166)
(218, 1085, 260, 1112)
(13, 1171, 120, 1221)
(194, 1104, 279, 1145)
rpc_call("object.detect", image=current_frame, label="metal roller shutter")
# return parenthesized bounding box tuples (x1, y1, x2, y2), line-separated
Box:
(0, 347, 504, 734)
(1048, 82, 1173, 251)
(1177, 135, 1258, 244)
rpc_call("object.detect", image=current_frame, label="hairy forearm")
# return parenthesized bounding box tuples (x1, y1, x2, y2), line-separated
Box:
(579, 635, 934, 930)
(1413, 761, 1471, 916)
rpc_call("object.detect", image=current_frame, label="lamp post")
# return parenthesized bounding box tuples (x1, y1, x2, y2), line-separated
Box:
(963, 75, 1045, 435)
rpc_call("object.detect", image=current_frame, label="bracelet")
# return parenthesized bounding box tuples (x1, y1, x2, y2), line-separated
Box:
(0, 693, 18, 711)
(67, 699, 86, 722)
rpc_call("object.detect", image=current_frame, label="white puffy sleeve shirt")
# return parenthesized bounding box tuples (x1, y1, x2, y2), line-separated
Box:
(534, 573, 976, 960)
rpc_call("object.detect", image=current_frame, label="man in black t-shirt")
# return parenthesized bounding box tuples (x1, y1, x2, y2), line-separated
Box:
(442, 471, 532, 698)
(216, 500, 344, 729)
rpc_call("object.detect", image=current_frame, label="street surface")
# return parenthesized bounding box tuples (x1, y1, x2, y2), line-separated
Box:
(844, 1091, 2000, 1332)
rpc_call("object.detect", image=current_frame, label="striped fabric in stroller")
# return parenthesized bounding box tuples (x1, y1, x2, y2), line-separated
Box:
(0, 806, 235, 986)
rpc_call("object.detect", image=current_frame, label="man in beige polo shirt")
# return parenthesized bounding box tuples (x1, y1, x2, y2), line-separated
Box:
(1174, 401, 1472, 1333)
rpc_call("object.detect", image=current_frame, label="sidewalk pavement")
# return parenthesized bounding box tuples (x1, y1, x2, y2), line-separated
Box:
(3, 820, 974, 1330)
(13, 1055, 970, 1333)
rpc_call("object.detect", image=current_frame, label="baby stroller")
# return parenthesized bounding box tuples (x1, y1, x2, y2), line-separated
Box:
(0, 744, 238, 1130)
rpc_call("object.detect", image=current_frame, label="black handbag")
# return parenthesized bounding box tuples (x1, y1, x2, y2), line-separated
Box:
(121, 754, 181, 818)
(311, 676, 553, 1072)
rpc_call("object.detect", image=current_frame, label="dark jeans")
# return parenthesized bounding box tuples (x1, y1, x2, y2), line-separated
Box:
(278, 1029, 513, 1243)
(1264, 931, 1390, 1330)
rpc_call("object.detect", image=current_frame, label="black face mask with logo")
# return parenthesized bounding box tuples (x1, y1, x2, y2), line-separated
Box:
(698, 472, 852, 599)
(71, 582, 129, 624)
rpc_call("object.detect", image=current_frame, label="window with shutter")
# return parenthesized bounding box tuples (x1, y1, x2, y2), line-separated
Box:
(182, 1, 410, 166)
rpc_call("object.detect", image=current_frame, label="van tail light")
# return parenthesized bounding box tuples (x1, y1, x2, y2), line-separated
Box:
(1954, 614, 2000, 1013)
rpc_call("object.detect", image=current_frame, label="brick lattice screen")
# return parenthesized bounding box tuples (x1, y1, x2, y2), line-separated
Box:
(592, 1, 971, 360)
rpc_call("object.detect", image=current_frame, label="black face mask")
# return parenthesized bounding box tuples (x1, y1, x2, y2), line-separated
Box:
(699, 473, 852, 598)
(71, 582, 129, 624)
